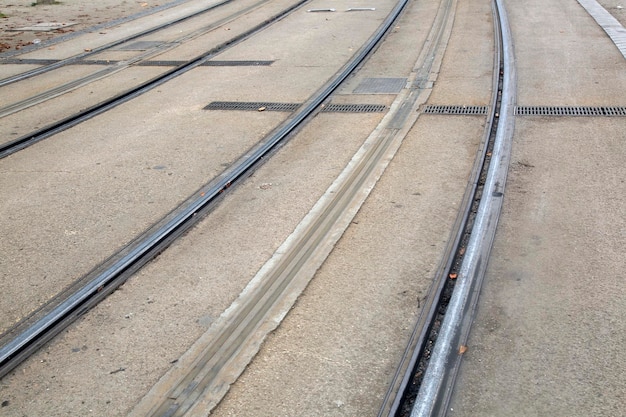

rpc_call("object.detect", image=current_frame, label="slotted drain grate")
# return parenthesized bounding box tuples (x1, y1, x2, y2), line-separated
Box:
(515, 106, 626, 116)
(353, 78, 406, 94)
(323, 103, 386, 113)
(78, 60, 120, 65)
(202, 60, 274, 66)
(2, 58, 60, 65)
(116, 41, 164, 51)
(204, 101, 387, 113)
(204, 102, 299, 112)
(138, 60, 187, 67)
(139, 60, 275, 67)
(422, 105, 488, 115)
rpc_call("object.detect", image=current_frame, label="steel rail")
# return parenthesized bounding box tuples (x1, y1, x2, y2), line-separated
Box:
(0, 0, 236, 86)
(0, 0, 272, 118)
(0, 0, 410, 381)
(373, 0, 494, 412)
(135, 0, 420, 413)
(378, 0, 504, 413)
(0, 0, 309, 160)
(409, 0, 516, 415)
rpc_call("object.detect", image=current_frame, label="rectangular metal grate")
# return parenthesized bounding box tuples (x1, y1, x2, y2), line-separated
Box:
(138, 60, 274, 67)
(77, 60, 120, 65)
(515, 106, 626, 116)
(204, 102, 299, 112)
(204, 101, 387, 113)
(323, 103, 386, 113)
(353, 78, 407, 94)
(2, 58, 60, 65)
(116, 41, 164, 51)
(137, 60, 187, 66)
(422, 105, 489, 115)
(202, 60, 274, 66)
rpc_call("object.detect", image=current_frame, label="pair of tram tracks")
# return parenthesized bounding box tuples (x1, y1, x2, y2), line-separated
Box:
(0, 0, 275, 118)
(0, 0, 305, 158)
(0, 0, 408, 384)
(0, 0, 241, 86)
(1, 0, 516, 416)
(0, 0, 313, 376)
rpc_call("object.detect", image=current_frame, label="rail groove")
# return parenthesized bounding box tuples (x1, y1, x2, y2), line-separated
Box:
(408, 0, 516, 415)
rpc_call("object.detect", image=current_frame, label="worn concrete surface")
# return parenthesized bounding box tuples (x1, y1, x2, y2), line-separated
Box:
(0, 0, 393, 334)
(448, 0, 626, 416)
(210, 0, 495, 415)
(0, 0, 436, 416)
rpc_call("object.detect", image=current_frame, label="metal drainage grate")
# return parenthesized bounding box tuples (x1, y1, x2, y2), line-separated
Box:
(204, 101, 387, 113)
(77, 60, 120, 65)
(116, 41, 164, 51)
(2, 58, 60, 65)
(138, 60, 187, 67)
(353, 78, 407, 94)
(138, 60, 274, 67)
(202, 60, 274, 66)
(204, 102, 300, 112)
(422, 105, 489, 115)
(323, 103, 386, 113)
(515, 106, 626, 116)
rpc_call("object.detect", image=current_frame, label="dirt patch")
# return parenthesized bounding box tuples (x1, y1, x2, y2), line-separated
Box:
(0, 0, 170, 53)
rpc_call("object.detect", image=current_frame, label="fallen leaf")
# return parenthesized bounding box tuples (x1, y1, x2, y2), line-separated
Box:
(449, 273, 457, 280)
(459, 345, 468, 354)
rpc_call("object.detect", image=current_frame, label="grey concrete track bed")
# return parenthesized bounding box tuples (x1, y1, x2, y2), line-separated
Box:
(0, 0, 513, 415)
(0, 0, 395, 335)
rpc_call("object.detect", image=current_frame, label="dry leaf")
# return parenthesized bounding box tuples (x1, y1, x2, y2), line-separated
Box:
(449, 273, 457, 280)
(459, 345, 468, 354)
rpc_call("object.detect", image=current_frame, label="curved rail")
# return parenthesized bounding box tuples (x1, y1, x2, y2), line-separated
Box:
(0, 0, 411, 382)
(409, 0, 516, 415)
(0, 0, 236, 86)
(0, 0, 309, 160)
(0, 0, 273, 118)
